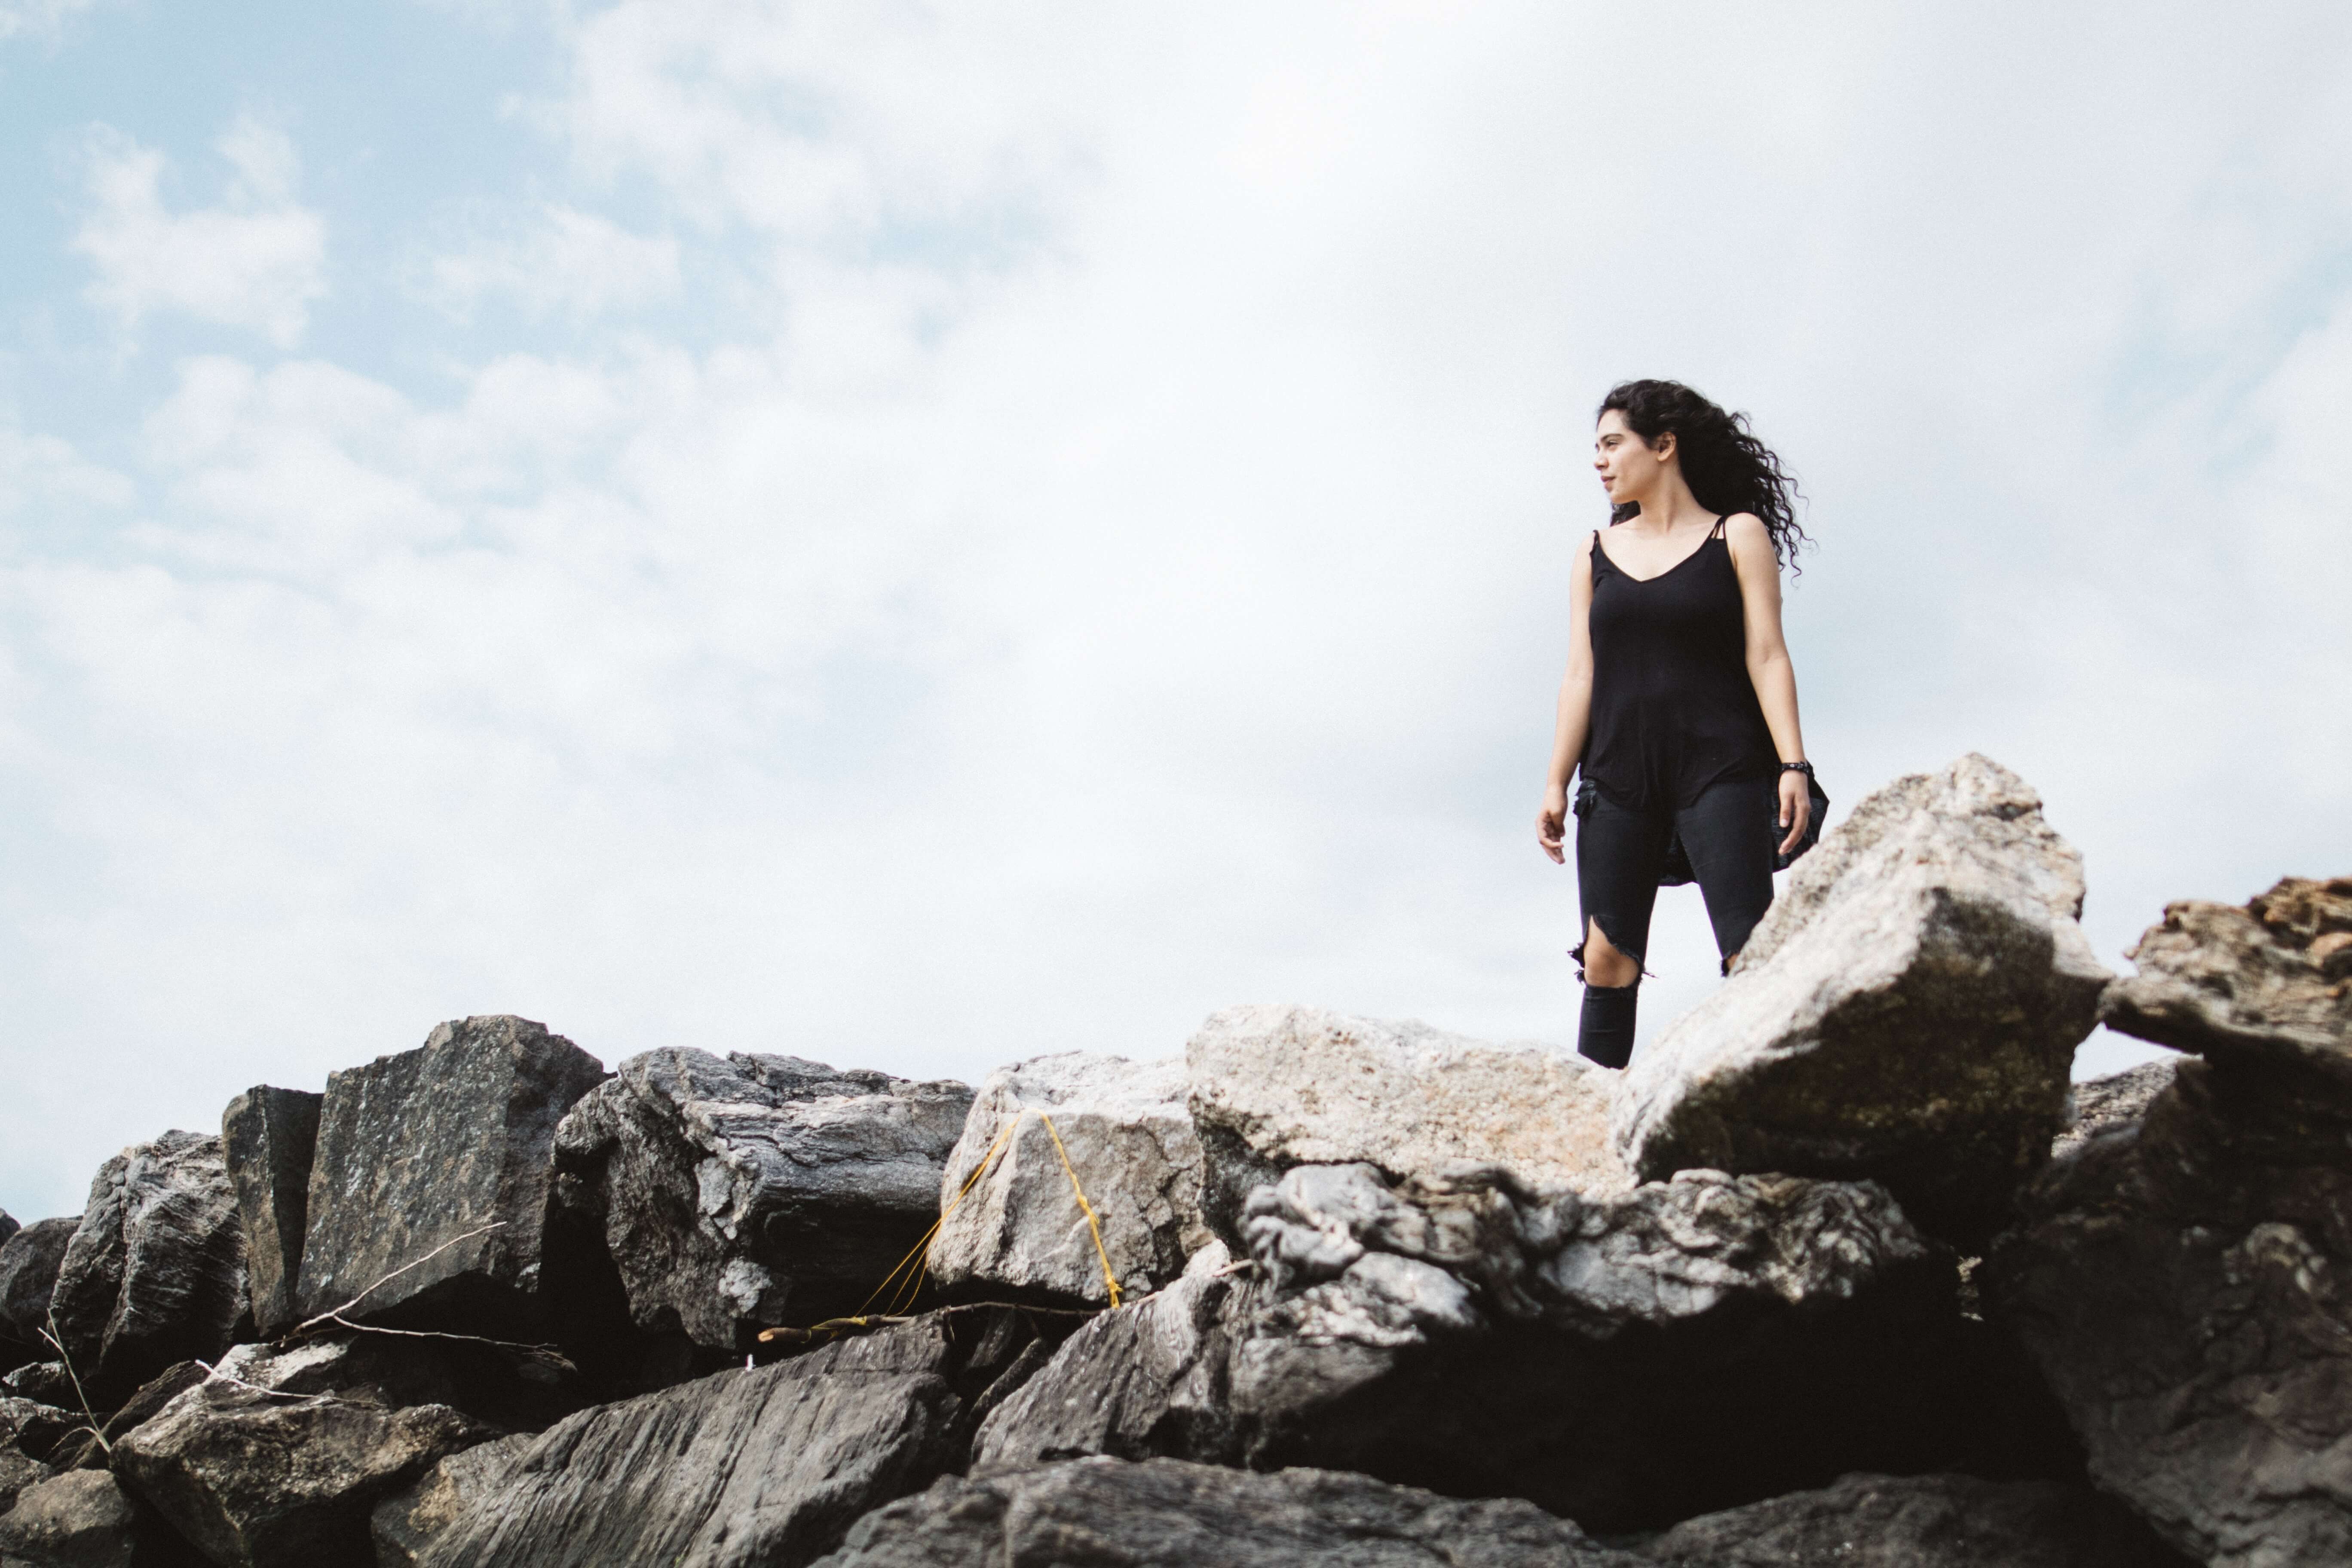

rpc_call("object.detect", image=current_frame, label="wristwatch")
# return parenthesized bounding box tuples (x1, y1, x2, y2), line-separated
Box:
(1779, 760, 1815, 778)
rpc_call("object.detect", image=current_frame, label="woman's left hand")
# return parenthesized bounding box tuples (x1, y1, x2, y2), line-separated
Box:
(1776, 769, 1811, 857)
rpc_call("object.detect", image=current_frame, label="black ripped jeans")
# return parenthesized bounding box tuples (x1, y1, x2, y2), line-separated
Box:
(1573, 772, 1778, 1069)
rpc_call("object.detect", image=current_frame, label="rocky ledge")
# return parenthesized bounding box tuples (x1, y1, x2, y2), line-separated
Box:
(0, 752, 2337, 1567)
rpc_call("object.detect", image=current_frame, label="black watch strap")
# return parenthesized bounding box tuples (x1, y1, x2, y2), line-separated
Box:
(1780, 760, 1815, 777)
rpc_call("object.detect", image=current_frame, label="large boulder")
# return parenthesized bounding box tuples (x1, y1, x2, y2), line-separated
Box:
(48, 1132, 246, 1407)
(2, 1394, 72, 1511)
(112, 1368, 490, 1568)
(1987, 1052, 2352, 1568)
(369, 1434, 532, 1568)
(1186, 1005, 1630, 1238)
(0, 1469, 202, 1567)
(553, 1049, 972, 1350)
(218, 1086, 322, 1340)
(412, 1305, 1072, 1568)
(295, 1015, 606, 1335)
(0, 1209, 15, 1246)
(1641, 1471, 2186, 1566)
(0, 1217, 79, 1374)
(1614, 754, 2112, 1243)
(2100, 876, 2352, 1089)
(815, 1456, 1646, 1568)
(2052, 1057, 2178, 1162)
(195, 1329, 591, 1435)
(929, 1052, 1212, 1307)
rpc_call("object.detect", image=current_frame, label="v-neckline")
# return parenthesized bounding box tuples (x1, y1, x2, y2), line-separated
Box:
(1596, 523, 1720, 584)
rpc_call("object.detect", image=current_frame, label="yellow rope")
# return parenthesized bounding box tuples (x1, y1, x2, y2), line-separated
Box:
(1037, 1112, 1122, 1310)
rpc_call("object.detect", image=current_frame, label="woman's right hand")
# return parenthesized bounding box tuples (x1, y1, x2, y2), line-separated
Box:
(1538, 784, 1568, 864)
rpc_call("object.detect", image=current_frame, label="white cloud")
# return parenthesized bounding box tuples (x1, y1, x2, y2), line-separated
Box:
(0, 425, 132, 520)
(424, 203, 681, 322)
(0, 0, 97, 43)
(73, 115, 327, 346)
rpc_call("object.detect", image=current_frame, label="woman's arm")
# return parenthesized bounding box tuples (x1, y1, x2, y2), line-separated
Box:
(1538, 534, 1599, 865)
(1724, 512, 1811, 855)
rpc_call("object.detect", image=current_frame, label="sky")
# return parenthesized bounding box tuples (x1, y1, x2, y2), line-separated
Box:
(3, 2, 2348, 1221)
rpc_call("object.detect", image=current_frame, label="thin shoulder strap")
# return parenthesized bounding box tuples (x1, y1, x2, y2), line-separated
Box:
(1589, 529, 1608, 575)
(1710, 514, 1727, 540)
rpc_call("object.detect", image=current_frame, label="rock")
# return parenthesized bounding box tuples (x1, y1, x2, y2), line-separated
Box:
(974, 1250, 1247, 1470)
(1186, 1005, 1630, 1239)
(0, 1469, 202, 1568)
(295, 1015, 606, 1336)
(2100, 876, 2352, 1089)
(1614, 754, 2112, 1243)
(2, 1395, 76, 1512)
(930, 1052, 1212, 1307)
(2052, 1058, 2179, 1161)
(1987, 1055, 2352, 1568)
(1, 1218, 78, 1376)
(196, 1329, 590, 1435)
(218, 1087, 322, 1340)
(48, 1133, 247, 1408)
(112, 1366, 489, 1568)
(552, 1048, 972, 1350)
(1641, 1471, 2187, 1566)
(414, 1305, 1071, 1568)
(815, 1456, 1647, 1568)
(0, 1210, 15, 1247)
(41, 1363, 208, 1473)
(1, 1362, 76, 1409)
(369, 1434, 531, 1568)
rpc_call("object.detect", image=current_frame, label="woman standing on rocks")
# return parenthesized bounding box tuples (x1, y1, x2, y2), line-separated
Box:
(1537, 380, 1814, 1069)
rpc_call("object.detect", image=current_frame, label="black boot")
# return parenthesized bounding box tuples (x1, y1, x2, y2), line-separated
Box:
(1577, 982, 1639, 1069)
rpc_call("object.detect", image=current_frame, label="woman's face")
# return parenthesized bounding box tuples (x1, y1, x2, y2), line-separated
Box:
(1593, 409, 1673, 503)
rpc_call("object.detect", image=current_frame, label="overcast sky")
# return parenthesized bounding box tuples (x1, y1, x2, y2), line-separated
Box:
(4, 2, 2346, 1220)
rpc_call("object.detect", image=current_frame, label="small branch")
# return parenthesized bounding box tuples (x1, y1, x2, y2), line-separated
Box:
(311, 1311, 557, 1356)
(289, 1222, 507, 1338)
(38, 1310, 110, 1455)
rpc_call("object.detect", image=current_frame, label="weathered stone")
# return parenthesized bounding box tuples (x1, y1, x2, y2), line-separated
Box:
(2052, 1058, 2179, 1161)
(1, 1362, 76, 1409)
(1186, 1005, 1629, 1239)
(0, 1469, 202, 1568)
(196, 1329, 590, 1436)
(931, 1052, 1211, 1307)
(217, 1087, 321, 1340)
(815, 1456, 1646, 1568)
(414, 1305, 1071, 1568)
(1988, 1056, 2352, 1568)
(48, 1133, 246, 1408)
(2, 1395, 75, 1512)
(112, 1368, 489, 1568)
(552, 1049, 972, 1350)
(368, 1434, 531, 1568)
(0, 1210, 15, 1247)
(295, 1015, 606, 1336)
(41, 1363, 208, 1473)
(974, 1248, 1246, 1470)
(1615, 754, 2112, 1243)
(1, 1218, 78, 1378)
(2101, 876, 2352, 1090)
(1642, 1471, 2188, 1566)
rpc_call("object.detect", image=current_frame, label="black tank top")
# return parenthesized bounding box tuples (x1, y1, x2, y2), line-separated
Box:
(1582, 519, 1778, 810)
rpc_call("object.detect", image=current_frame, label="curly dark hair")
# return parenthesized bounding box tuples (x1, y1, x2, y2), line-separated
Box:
(1598, 379, 1810, 570)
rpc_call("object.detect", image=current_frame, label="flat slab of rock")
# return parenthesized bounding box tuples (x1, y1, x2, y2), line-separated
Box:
(219, 1086, 322, 1340)
(1187, 1005, 1629, 1237)
(815, 1456, 1646, 1568)
(0, 1216, 78, 1373)
(554, 1049, 972, 1349)
(1643, 1471, 2184, 1567)
(1614, 754, 2111, 1243)
(0, 1468, 203, 1567)
(415, 1306, 1068, 1568)
(296, 1016, 606, 1335)
(930, 1052, 1211, 1306)
(49, 1131, 247, 1406)
(370, 1434, 532, 1568)
(114, 1371, 488, 1568)
(1988, 1057, 2352, 1568)
(2101, 876, 2352, 1088)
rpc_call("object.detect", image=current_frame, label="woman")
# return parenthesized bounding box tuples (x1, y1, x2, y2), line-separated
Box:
(1536, 380, 1813, 1069)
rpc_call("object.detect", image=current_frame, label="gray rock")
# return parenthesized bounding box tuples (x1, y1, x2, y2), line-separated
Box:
(1642, 1471, 2187, 1566)
(1614, 754, 2112, 1243)
(930, 1052, 1212, 1307)
(112, 1369, 489, 1568)
(196, 1328, 591, 1436)
(2, 1395, 74, 1512)
(48, 1133, 246, 1408)
(1988, 1055, 2352, 1568)
(814, 1456, 1647, 1568)
(1, 1219, 78, 1376)
(2101, 876, 2352, 1090)
(0, 1210, 15, 1247)
(369, 1434, 531, 1568)
(0, 1469, 201, 1568)
(974, 1250, 1247, 1470)
(217, 1087, 321, 1340)
(1186, 1005, 1630, 1240)
(552, 1049, 972, 1350)
(40, 1363, 208, 1473)
(414, 1305, 1070, 1568)
(295, 1015, 606, 1335)
(1, 1362, 76, 1410)
(2052, 1058, 2179, 1161)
